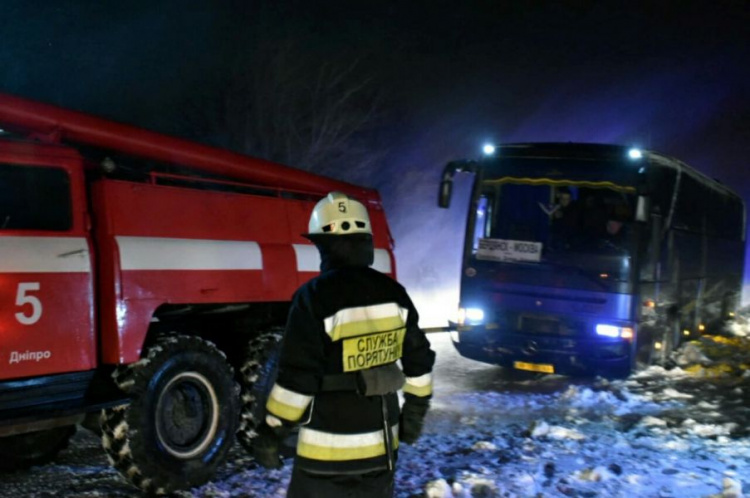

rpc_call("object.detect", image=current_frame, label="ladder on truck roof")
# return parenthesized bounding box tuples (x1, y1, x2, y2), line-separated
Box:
(0, 92, 375, 200)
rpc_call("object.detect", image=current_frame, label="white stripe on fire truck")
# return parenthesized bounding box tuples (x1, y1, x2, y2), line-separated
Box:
(0, 236, 91, 273)
(292, 244, 321, 272)
(115, 236, 262, 271)
(292, 244, 392, 274)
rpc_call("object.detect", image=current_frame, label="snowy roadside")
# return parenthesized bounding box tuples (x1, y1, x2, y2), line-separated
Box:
(400, 375, 749, 497)
(398, 328, 750, 498)
(1, 327, 749, 497)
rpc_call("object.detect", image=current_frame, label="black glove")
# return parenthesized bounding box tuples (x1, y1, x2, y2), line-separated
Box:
(252, 422, 285, 469)
(399, 394, 430, 445)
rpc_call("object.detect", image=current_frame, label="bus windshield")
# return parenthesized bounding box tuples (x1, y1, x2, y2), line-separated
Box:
(471, 180, 637, 290)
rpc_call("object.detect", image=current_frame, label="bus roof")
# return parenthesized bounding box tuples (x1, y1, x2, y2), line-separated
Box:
(494, 143, 741, 202)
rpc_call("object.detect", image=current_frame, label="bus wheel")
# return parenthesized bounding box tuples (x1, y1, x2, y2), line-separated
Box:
(634, 326, 656, 369)
(237, 330, 283, 453)
(654, 317, 681, 367)
(101, 335, 239, 495)
(0, 425, 76, 470)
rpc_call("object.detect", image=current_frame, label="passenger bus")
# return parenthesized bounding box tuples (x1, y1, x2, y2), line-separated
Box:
(438, 143, 745, 377)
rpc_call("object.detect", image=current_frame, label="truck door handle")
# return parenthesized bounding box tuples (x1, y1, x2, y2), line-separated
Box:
(58, 249, 88, 257)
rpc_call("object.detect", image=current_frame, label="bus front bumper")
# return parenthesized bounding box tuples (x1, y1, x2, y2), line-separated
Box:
(452, 328, 633, 378)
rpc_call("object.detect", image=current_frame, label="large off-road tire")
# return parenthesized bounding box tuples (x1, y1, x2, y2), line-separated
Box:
(0, 425, 76, 470)
(237, 330, 283, 452)
(100, 335, 239, 495)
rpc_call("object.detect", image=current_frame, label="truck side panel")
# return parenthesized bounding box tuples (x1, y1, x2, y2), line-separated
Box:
(92, 179, 394, 364)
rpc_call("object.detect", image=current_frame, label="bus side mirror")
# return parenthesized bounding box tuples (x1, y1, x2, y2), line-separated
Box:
(439, 176, 453, 208)
(438, 163, 459, 209)
(636, 196, 650, 222)
(438, 160, 478, 209)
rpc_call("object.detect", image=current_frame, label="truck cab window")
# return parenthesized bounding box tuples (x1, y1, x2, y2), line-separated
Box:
(0, 164, 72, 231)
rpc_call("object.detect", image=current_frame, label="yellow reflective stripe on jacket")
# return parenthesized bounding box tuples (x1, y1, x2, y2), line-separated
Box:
(266, 383, 313, 423)
(297, 425, 399, 462)
(403, 373, 433, 397)
(324, 303, 409, 341)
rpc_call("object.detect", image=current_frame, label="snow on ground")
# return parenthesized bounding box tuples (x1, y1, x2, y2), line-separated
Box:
(397, 327, 750, 498)
(398, 356, 749, 496)
(2, 324, 750, 497)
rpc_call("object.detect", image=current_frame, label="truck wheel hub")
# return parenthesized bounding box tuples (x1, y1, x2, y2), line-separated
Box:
(156, 372, 219, 459)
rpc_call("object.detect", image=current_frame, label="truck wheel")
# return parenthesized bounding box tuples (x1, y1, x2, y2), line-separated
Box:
(0, 425, 76, 470)
(100, 335, 239, 495)
(237, 330, 283, 452)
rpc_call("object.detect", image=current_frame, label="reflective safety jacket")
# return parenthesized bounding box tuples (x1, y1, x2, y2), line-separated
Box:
(266, 265, 435, 474)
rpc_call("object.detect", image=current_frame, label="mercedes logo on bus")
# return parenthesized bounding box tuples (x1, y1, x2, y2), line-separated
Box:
(522, 340, 538, 355)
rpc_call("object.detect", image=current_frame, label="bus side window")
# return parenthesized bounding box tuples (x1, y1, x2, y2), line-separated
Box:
(640, 167, 676, 282)
(710, 193, 744, 241)
(673, 174, 704, 233)
(729, 200, 745, 241)
(648, 167, 677, 225)
(472, 195, 490, 251)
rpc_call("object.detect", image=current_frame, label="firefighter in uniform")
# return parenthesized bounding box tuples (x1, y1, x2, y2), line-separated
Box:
(252, 192, 436, 498)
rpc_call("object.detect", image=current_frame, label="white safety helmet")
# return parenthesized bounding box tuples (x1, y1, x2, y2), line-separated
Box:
(307, 192, 372, 235)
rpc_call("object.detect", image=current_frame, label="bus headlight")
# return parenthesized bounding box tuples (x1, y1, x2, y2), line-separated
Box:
(458, 307, 485, 325)
(628, 148, 643, 160)
(466, 308, 485, 322)
(596, 324, 634, 340)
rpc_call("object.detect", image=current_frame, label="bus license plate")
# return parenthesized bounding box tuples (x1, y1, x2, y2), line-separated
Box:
(514, 361, 554, 374)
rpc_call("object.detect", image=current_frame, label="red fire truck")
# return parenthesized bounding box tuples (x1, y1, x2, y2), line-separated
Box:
(0, 93, 396, 493)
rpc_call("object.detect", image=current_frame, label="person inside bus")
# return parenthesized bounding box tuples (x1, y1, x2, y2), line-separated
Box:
(578, 191, 632, 252)
(579, 192, 609, 244)
(602, 196, 632, 250)
(549, 186, 581, 248)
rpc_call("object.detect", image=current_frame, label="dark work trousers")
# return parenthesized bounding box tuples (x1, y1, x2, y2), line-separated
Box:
(287, 465, 394, 498)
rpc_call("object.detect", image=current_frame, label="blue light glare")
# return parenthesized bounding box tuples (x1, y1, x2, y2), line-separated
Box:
(466, 308, 485, 322)
(596, 324, 620, 337)
(482, 144, 496, 156)
(628, 148, 643, 160)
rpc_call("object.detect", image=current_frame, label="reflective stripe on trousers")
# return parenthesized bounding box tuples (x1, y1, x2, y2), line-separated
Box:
(297, 423, 399, 462)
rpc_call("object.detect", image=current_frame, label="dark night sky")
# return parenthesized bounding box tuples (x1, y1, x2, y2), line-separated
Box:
(4, 2, 748, 167)
(2, 1, 750, 306)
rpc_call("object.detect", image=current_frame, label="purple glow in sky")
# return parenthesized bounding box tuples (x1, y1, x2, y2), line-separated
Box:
(2, 1, 748, 309)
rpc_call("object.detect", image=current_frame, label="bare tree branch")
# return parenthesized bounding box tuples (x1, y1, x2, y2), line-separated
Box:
(182, 31, 387, 184)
